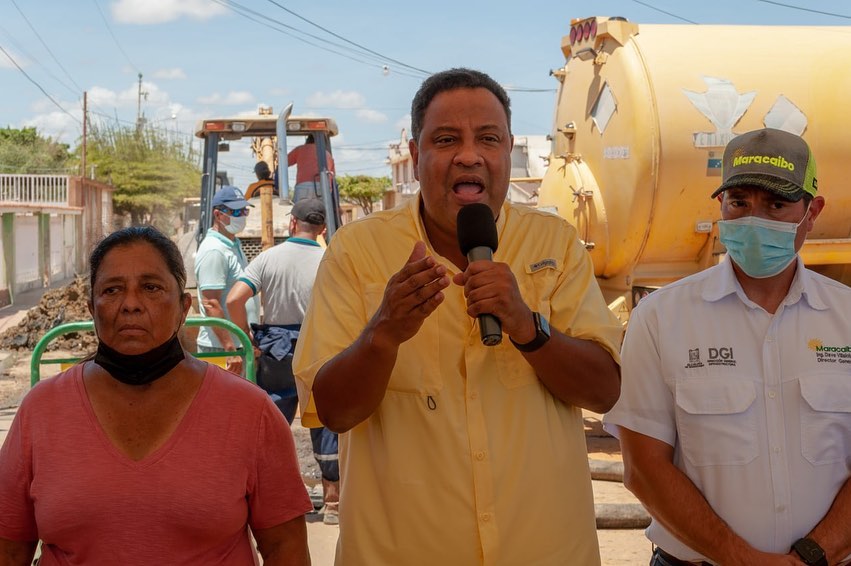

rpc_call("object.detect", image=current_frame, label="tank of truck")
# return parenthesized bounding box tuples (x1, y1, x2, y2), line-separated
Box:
(539, 17, 851, 316)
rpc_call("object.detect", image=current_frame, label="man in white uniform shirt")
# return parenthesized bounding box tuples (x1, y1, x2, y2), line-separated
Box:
(227, 198, 340, 525)
(605, 128, 851, 566)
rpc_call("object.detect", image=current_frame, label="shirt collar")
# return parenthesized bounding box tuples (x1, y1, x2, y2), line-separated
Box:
(410, 193, 508, 264)
(287, 236, 321, 247)
(208, 229, 238, 248)
(702, 255, 828, 311)
(791, 256, 829, 310)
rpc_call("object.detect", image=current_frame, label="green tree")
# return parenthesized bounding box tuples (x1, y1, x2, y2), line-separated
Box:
(336, 175, 391, 215)
(0, 127, 72, 173)
(83, 124, 200, 231)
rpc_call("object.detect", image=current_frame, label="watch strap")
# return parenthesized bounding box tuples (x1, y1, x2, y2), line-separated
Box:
(509, 312, 550, 353)
(792, 537, 828, 566)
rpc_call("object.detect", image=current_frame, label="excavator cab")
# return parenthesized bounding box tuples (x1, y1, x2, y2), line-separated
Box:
(193, 105, 340, 258)
(176, 106, 339, 292)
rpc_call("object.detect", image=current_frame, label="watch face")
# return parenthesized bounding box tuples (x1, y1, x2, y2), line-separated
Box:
(539, 314, 551, 337)
(510, 312, 551, 352)
(794, 538, 826, 565)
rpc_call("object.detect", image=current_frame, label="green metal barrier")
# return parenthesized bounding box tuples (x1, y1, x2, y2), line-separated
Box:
(30, 317, 255, 386)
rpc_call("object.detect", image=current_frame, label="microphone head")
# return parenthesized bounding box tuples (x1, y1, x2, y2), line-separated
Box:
(457, 203, 498, 255)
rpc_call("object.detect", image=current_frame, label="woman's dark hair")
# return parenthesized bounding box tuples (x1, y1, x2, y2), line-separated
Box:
(410, 68, 511, 143)
(89, 226, 187, 297)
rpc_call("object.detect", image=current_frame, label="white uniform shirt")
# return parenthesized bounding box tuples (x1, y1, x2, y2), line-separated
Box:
(604, 257, 851, 562)
(239, 238, 324, 326)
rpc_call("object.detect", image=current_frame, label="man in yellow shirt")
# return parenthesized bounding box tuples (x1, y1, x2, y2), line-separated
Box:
(293, 68, 622, 565)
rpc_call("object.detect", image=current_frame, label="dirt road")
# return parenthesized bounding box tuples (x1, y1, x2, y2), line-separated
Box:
(1, 350, 651, 565)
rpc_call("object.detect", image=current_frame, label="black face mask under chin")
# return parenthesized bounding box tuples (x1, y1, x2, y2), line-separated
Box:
(94, 333, 186, 386)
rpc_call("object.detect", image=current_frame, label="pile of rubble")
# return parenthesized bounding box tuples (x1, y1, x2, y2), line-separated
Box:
(0, 276, 96, 353)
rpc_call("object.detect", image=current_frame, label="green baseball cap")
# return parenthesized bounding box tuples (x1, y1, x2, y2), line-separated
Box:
(711, 128, 818, 201)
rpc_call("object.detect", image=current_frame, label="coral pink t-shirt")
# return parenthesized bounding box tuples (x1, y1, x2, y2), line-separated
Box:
(0, 363, 312, 565)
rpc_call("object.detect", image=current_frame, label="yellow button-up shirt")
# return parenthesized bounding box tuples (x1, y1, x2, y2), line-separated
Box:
(294, 196, 622, 566)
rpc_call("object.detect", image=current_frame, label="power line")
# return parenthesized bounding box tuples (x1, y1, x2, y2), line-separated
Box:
(213, 0, 423, 79)
(0, 23, 80, 98)
(9, 0, 84, 93)
(0, 43, 81, 125)
(91, 0, 140, 73)
(262, 2, 556, 90)
(631, 0, 699, 24)
(755, 0, 851, 19)
(87, 109, 194, 141)
(221, 0, 552, 89)
(263, 0, 432, 76)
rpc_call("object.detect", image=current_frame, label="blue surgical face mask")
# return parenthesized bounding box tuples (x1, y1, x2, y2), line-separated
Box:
(718, 205, 809, 279)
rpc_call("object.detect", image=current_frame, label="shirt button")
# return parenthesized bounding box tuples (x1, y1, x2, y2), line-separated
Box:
(773, 446, 781, 454)
(768, 391, 777, 399)
(480, 513, 491, 522)
(475, 451, 486, 461)
(776, 505, 786, 512)
(470, 391, 478, 400)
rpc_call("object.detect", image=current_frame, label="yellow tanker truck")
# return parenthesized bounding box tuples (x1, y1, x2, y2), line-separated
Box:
(539, 17, 851, 322)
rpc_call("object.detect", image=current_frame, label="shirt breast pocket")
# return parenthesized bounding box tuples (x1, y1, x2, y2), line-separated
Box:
(494, 266, 557, 390)
(363, 284, 442, 395)
(675, 378, 758, 466)
(799, 373, 851, 466)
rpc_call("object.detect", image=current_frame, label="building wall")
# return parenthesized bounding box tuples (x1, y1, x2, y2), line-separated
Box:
(14, 215, 39, 291)
(0, 175, 114, 307)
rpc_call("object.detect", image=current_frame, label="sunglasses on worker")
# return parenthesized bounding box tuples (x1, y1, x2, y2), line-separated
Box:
(215, 206, 249, 217)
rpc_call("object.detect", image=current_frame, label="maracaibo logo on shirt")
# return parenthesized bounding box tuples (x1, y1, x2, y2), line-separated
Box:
(808, 338, 851, 364)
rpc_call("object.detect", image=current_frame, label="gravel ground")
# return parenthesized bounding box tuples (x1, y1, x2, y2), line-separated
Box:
(0, 351, 31, 409)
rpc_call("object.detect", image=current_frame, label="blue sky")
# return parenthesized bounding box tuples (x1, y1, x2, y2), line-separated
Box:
(1, 0, 849, 188)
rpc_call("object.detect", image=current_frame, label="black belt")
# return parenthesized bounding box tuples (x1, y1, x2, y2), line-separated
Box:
(652, 547, 712, 566)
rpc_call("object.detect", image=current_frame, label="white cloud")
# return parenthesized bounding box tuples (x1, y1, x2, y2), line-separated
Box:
(85, 80, 170, 113)
(111, 0, 227, 24)
(0, 48, 27, 70)
(86, 86, 121, 108)
(356, 109, 388, 124)
(306, 90, 366, 109)
(197, 91, 255, 105)
(22, 111, 82, 144)
(395, 114, 411, 133)
(153, 67, 187, 80)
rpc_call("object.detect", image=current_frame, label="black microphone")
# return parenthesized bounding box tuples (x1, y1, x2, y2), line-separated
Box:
(457, 203, 502, 346)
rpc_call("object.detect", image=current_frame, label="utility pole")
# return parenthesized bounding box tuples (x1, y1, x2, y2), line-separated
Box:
(81, 91, 87, 178)
(135, 73, 148, 133)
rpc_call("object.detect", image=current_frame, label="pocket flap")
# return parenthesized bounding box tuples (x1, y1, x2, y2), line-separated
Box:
(676, 379, 756, 415)
(800, 375, 851, 413)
